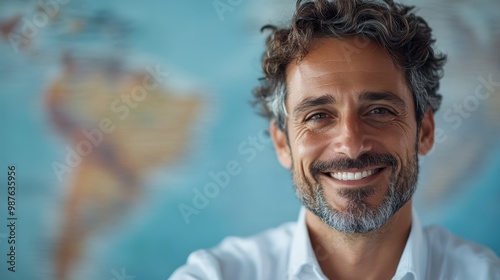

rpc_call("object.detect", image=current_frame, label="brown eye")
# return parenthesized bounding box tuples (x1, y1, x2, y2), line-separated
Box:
(304, 112, 334, 130)
(370, 107, 391, 115)
(306, 112, 329, 121)
(366, 107, 396, 123)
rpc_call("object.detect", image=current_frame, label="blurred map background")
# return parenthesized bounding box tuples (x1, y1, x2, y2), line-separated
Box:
(0, 0, 498, 279)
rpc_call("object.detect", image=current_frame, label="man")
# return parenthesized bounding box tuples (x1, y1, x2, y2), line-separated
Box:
(170, 0, 500, 279)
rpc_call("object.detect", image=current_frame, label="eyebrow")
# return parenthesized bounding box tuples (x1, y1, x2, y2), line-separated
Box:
(291, 91, 407, 118)
(359, 91, 407, 111)
(292, 95, 336, 117)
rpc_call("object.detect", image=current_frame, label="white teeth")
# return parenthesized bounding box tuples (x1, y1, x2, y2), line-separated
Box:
(330, 169, 377, 181)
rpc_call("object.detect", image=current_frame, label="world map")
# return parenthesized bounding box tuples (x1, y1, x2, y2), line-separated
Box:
(0, 0, 498, 279)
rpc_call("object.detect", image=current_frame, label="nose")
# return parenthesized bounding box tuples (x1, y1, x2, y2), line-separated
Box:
(332, 114, 372, 159)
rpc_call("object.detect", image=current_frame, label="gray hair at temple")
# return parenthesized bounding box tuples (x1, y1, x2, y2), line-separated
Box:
(252, 0, 447, 131)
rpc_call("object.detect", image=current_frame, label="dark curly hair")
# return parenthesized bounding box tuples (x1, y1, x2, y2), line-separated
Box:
(252, 0, 446, 131)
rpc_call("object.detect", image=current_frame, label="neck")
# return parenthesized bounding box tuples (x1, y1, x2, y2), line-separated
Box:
(306, 202, 412, 280)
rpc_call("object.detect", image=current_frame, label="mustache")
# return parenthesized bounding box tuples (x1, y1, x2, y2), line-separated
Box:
(310, 153, 397, 178)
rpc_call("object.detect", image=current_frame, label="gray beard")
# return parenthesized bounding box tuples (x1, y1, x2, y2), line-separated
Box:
(293, 152, 418, 234)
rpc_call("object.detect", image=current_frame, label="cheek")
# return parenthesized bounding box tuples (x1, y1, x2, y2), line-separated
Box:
(384, 124, 418, 172)
(388, 131, 413, 157)
(397, 126, 418, 156)
(294, 131, 331, 162)
(383, 120, 417, 150)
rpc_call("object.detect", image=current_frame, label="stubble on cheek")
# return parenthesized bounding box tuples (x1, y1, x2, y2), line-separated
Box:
(292, 161, 320, 207)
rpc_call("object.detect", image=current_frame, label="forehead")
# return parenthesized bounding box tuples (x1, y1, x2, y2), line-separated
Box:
(285, 37, 412, 108)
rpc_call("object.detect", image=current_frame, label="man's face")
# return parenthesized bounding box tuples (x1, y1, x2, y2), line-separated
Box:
(270, 37, 434, 233)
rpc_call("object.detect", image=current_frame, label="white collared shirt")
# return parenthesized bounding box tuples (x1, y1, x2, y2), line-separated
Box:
(170, 207, 500, 279)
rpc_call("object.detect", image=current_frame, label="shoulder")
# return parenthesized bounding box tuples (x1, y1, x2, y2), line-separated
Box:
(424, 225, 500, 279)
(169, 221, 296, 280)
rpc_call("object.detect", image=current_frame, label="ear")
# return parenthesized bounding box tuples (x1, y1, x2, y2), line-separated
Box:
(418, 110, 435, 155)
(269, 120, 292, 169)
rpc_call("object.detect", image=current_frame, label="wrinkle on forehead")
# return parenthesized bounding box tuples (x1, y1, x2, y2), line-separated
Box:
(288, 37, 398, 81)
(284, 36, 412, 115)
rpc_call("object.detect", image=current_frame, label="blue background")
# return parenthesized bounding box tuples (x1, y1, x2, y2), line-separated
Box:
(0, 0, 499, 279)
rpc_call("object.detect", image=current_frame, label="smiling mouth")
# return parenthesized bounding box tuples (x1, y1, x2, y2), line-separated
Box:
(328, 168, 384, 181)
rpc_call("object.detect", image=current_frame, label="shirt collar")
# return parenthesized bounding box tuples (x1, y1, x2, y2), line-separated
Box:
(287, 206, 428, 280)
(287, 207, 327, 279)
(392, 208, 429, 280)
